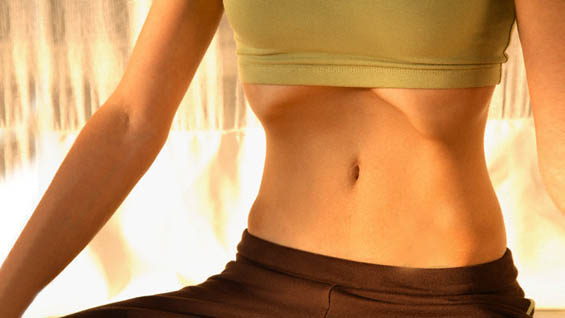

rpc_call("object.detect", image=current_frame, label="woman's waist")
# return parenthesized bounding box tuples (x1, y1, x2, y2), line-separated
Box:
(256, 148, 500, 220)
(247, 177, 508, 268)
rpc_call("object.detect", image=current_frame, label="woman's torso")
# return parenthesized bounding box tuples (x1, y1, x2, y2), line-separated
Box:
(244, 83, 508, 268)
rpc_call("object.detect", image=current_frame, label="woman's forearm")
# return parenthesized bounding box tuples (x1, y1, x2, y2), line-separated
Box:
(0, 101, 168, 317)
(533, 108, 565, 216)
(538, 154, 565, 216)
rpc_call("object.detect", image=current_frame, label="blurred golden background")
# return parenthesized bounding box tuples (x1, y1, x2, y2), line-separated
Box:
(0, 1, 563, 317)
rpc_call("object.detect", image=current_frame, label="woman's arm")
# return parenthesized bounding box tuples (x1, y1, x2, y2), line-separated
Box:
(0, 1, 225, 316)
(0, 101, 165, 318)
(514, 0, 565, 215)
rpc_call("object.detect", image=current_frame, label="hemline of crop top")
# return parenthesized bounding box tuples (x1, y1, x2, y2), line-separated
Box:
(237, 56, 504, 89)
(223, 0, 517, 89)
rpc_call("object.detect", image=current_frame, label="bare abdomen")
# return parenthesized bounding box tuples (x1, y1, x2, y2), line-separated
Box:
(245, 85, 507, 268)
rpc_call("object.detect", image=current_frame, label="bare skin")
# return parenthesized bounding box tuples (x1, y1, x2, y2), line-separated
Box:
(244, 83, 507, 268)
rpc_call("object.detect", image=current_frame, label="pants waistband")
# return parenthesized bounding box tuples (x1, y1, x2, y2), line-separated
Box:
(236, 228, 524, 296)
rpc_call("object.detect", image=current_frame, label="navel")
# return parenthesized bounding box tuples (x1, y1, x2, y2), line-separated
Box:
(350, 160, 361, 183)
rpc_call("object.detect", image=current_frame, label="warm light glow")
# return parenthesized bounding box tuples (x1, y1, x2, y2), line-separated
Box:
(0, 2, 563, 317)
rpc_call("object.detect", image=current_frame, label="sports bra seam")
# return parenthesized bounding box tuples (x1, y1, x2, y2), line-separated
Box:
(238, 63, 501, 71)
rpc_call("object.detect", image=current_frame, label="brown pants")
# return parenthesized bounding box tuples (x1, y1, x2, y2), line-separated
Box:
(62, 228, 536, 317)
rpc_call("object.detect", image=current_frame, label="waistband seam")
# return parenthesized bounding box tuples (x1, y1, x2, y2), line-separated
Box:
(322, 284, 338, 318)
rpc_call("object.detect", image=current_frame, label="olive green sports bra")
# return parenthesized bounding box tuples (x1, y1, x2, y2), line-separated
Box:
(222, 0, 516, 89)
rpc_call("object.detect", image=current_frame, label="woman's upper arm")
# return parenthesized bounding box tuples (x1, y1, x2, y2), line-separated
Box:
(514, 0, 565, 127)
(514, 0, 565, 212)
(107, 0, 224, 133)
